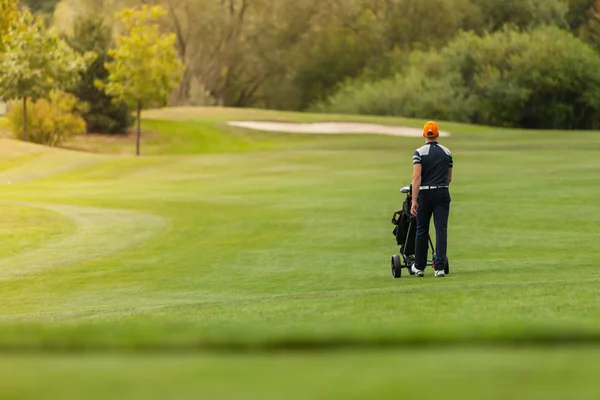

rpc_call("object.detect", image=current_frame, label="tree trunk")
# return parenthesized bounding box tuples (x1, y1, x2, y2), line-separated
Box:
(136, 102, 142, 156)
(22, 96, 28, 142)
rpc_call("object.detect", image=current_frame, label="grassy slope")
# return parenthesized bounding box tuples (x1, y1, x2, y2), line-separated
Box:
(0, 108, 599, 397)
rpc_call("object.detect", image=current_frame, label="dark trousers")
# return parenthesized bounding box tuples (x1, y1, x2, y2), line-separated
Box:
(414, 188, 451, 271)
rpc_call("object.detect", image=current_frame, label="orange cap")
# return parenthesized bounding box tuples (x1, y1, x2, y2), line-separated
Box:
(423, 121, 439, 138)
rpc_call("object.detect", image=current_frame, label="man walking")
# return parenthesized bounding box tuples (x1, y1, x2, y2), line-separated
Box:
(410, 121, 453, 277)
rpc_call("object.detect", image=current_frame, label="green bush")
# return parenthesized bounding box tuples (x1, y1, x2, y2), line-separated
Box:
(315, 26, 600, 130)
(8, 91, 88, 146)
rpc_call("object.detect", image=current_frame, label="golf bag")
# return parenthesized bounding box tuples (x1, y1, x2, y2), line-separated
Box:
(392, 195, 416, 255)
(390, 185, 447, 278)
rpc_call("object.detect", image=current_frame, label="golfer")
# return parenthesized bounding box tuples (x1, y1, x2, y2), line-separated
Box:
(410, 121, 453, 277)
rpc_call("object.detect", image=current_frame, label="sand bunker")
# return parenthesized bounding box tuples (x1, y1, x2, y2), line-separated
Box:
(227, 121, 450, 137)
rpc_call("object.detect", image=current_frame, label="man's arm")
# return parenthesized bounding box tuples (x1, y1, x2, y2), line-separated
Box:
(412, 164, 422, 200)
(448, 152, 453, 184)
(411, 164, 422, 215)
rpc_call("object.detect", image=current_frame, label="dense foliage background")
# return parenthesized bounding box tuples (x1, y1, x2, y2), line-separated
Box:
(14, 0, 600, 129)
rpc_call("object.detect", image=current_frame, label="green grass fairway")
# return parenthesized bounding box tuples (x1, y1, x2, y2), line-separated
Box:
(0, 108, 599, 398)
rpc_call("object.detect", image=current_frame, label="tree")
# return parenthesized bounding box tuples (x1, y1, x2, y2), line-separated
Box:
(0, 8, 95, 141)
(576, 0, 600, 51)
(467, 0, 568, 32)
(22, 0, 60, 14)
(101, 5, 183, 156)
(66, 15, 133, 133)
(0, 0, 20, 49)
(566, 0, 596, 32)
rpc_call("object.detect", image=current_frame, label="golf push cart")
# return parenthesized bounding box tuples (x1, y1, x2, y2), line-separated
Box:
(390, 185, 450, 278)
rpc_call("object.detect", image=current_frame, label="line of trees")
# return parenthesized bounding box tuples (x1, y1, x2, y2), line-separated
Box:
(313, 26, 600, 130)
(10, 0, 600, 129)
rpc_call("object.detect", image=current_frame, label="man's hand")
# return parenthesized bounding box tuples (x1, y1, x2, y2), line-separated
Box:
(411, 200, 418, 216)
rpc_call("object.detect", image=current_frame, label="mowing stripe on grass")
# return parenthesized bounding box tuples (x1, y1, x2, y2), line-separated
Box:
(0, 202, 167, 278)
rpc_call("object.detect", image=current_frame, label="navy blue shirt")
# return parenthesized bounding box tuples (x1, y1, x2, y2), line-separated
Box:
(413, 142, 453, 186)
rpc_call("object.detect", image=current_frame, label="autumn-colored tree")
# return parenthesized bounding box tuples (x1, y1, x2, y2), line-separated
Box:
(0, 8, 94, 141)
(101, 5, 183, 156)
(0, 0, 20, 50)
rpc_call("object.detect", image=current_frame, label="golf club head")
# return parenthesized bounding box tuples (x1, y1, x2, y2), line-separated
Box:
(400, 186, 410, 194)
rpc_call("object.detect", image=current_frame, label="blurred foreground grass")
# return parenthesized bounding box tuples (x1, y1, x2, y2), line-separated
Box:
(2, 347, 599, 400)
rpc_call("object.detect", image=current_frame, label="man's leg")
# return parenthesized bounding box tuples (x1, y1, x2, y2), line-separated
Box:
(414, 191, 433, 271)
(433, 189, 451, 270)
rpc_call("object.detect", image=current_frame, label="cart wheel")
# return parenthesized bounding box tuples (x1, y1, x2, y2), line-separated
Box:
(444, 258, 450, 275)
(391, 255, 402, 278)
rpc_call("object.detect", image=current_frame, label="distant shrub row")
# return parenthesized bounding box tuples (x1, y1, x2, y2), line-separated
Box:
(313, 26, 600, 130)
